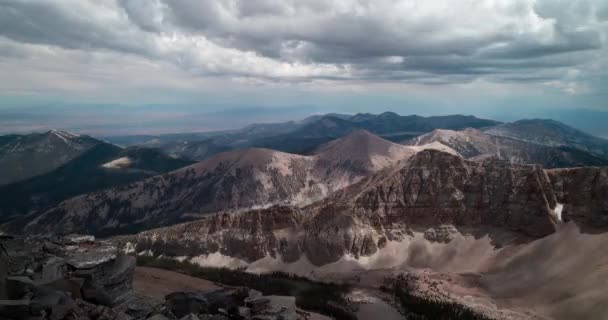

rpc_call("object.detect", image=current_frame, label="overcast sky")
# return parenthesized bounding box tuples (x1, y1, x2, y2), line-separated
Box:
(0, 0, 607, 130)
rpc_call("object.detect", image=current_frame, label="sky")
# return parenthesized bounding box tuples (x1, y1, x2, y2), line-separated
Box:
(0, 0, 607, 135)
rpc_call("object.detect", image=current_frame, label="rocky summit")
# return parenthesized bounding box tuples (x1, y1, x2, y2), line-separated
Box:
(0, 235, 303, 320)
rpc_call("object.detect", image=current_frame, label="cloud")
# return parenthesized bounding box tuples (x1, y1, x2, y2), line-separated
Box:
(0, 0, 606, 98)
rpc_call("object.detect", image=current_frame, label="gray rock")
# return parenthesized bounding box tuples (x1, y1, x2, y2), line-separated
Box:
(251, 296, 296, 320)
(41, 256, 67, 283)
(148, 314, 170, 320)
(248, 289, 263, 299)
(0, 299, 31, 319)
(121, 294, 161, 319)
(245, 297, 270, 313)
(65, 242, 117, 269)
(115, 312, 135, 320)
(165, 292, 209, 318)
(238, 306, 251, 318)
(5, 276, 35, 299)
(63, 235, 96, 245)
(179, 313, 200, 320)
(80, 255, 136, 306)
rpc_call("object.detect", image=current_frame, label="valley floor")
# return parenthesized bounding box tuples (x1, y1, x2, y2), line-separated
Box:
(133, 266, 222, 299)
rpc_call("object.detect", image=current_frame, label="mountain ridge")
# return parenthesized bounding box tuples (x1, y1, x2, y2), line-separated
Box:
(13, 132, 458, 236)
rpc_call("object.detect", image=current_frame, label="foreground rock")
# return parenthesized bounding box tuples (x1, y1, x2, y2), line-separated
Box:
(0, 235, 305, 320)
(0, 234, 154, 319)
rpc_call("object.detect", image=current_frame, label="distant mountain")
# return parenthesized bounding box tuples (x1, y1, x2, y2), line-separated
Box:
(407, 128, 608, 168)
(17, 131, 452, 236)
(0, 143, 193, 221)
(144, 139, 231, 161)
(0, 130, 100, 185)
(103, 112, 499, 160)
(313, 130, 418, 191)
(484, 119, 608, 159)
(350, 112, 500, 135)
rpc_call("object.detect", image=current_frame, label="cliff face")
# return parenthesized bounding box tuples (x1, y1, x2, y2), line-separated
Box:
(352, 150, 558, 238)
(546, 167, 608, 231)
(120, 150, 571, 266)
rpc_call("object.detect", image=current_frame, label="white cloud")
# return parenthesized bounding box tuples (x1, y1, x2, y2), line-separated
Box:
(0, 0, 606, 105)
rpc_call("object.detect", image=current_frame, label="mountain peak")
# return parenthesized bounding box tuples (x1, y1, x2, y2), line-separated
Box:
(378, 111, 399, 118)
(315, 130, 415, 174)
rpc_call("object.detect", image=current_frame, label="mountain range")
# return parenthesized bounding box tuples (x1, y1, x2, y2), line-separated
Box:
(0, 130, 100, 185)
(2, 112, 608, 319)
(0, 132, 192, 221)
(105, 112, 500, 159)
(17, 130, 457, 236)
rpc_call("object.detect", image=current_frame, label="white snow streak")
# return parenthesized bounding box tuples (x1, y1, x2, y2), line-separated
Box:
(101, 157, 132, 169)
(552, 203, 564, 222)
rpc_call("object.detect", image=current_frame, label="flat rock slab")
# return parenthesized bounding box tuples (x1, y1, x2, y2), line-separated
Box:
(65, 242, 117, 269)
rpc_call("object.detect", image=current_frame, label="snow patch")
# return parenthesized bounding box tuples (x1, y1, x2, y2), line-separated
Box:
(102, 157, 132, 169)
(124, 242, 135, 254)
(51, 130, 78, 144)
(552, 202, 564, 222)
(190, 252, 249, 269)
(409, 142, 460, 156)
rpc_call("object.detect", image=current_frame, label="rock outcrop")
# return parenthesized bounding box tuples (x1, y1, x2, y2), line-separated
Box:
(546, 166, 608, 231)
(0, 234, 151, 320)
(0, 235, 301, 320)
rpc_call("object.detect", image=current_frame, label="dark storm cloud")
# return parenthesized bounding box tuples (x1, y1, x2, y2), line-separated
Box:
(0, 1, 156, 56)
(0, 0, 606, 87)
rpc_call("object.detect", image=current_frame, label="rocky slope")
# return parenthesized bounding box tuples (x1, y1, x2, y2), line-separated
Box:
(484, 119, 608, 159)
(406, 128, 608, 168)
(117, 150, 570, 266)
(20, 131, 445, 236)
(114, 151, 608, 320)
(0, 130, 100, 185)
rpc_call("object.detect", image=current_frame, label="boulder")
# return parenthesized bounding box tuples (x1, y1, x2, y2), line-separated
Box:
(165, 292, 209, 318)
(5, 276, 35, 299)
(179, 314, 200, 320)
(250, 296, 296, 320)
(63, 235, 96, 245)
(40, 257, 67, 283)
(148, 314, 170, 320)
(0, 299, 31, 319)
(79, 255, 136, 306)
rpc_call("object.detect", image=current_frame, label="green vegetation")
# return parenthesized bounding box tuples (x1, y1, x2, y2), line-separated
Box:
(136, 256, 357, 320)
(388, 281, 493, 320)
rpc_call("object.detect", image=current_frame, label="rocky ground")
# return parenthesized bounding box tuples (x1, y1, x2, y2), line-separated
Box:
(133, 267, 221, 300)
(0, 235, 311, 320)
